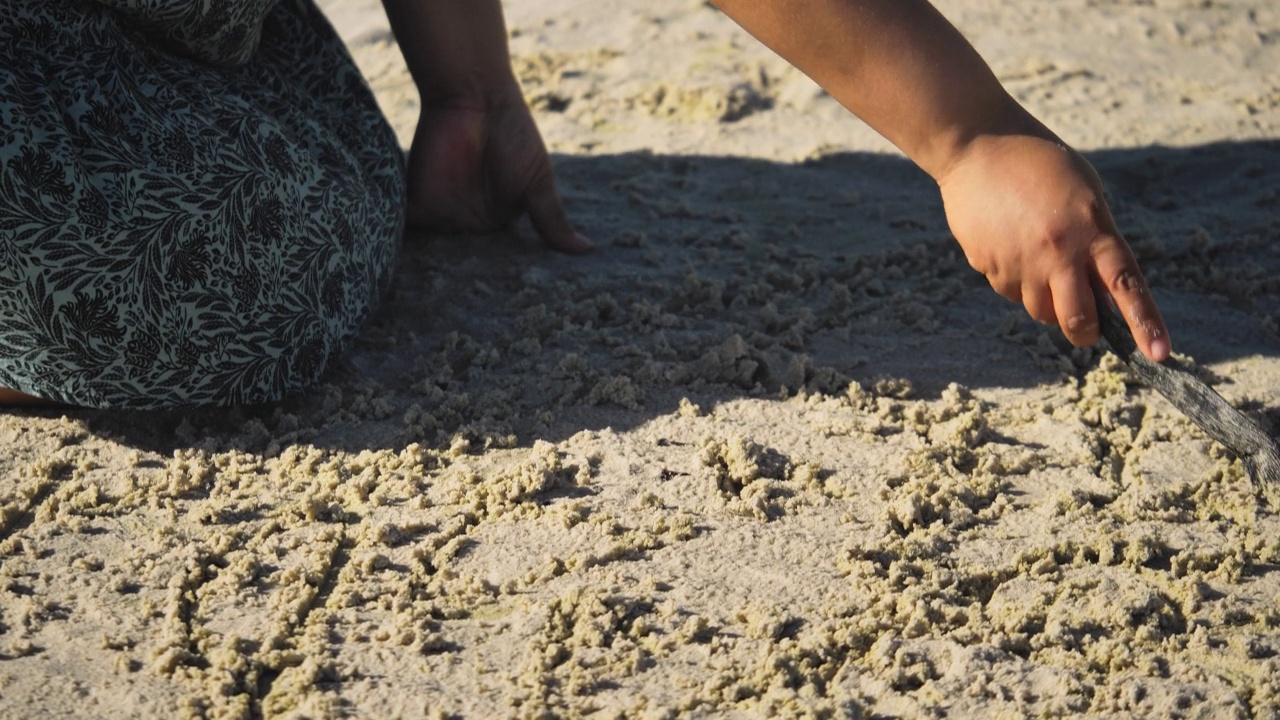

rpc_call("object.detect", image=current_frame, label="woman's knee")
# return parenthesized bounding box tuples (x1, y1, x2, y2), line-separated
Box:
(0, 386, 59, 407)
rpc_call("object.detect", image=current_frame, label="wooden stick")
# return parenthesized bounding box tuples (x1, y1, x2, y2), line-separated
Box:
(1094, 290, 1280, 504)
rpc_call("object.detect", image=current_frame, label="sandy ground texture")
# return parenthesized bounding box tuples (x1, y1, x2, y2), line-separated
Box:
(3, 0, 1280, 717)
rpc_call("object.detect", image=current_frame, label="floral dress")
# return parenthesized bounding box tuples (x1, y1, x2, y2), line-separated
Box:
(0, 0, 405, 408)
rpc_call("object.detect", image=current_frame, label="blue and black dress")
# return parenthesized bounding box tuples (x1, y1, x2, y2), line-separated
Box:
(0, 0, 404, 408)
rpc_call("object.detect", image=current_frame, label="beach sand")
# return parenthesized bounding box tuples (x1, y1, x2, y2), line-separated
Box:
(2, 0, 1279, 717)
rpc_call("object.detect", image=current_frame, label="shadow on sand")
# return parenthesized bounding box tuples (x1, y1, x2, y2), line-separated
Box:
(41, 139, 1280, 454)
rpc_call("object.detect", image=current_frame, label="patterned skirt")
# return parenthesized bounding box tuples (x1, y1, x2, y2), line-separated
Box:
(0, 0, 405, 408)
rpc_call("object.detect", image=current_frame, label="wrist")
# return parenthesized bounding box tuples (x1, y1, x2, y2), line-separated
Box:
(418, 75, 523, 111)
(930, 96, 1059, 185)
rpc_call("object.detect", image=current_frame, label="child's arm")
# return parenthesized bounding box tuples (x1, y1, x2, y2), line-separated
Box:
(712, 0, 1171, 362)
(381, 0, 592, 253)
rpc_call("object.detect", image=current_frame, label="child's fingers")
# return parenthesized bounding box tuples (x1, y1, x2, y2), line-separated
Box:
(1049, 270, 1099, 347)
(1021, 284, 1056, 326)
(1090, 234, 1171, 362)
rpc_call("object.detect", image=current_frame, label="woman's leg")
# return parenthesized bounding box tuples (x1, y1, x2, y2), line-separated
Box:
(0, 0, 403, 409)
(0, 387, 57, 407)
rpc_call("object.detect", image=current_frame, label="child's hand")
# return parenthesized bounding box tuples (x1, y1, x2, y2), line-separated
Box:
(706, 0, 1172, 362)
(405, 93, 593, 254)
(937, 133, 1170, 362)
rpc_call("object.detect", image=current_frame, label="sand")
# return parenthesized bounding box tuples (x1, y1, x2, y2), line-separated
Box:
(2, 0, 1279, 717)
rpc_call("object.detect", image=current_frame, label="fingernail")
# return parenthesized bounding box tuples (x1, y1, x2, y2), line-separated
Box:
(1149, 336, 1171, 362)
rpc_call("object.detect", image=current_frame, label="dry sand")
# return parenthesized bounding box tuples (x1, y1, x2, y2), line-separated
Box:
(3, 0, 1279, 717)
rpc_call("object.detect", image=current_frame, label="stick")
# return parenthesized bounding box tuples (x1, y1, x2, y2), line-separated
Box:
(1093, 290, 1280, 504)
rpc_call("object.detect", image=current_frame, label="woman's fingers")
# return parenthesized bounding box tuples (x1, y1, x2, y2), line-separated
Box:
(1090, 233, 1171, 361)
(523, 165, 594, 254)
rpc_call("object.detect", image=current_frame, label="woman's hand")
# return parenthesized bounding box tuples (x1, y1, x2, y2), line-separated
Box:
(381, 0, 591, 252)
(405, 91, 592, 253)
(937, 132, 1170, 361)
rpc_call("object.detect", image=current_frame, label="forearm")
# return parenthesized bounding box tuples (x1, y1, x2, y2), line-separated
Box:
(711, 0, 1051, 180)
(381, 0, 518, 104)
